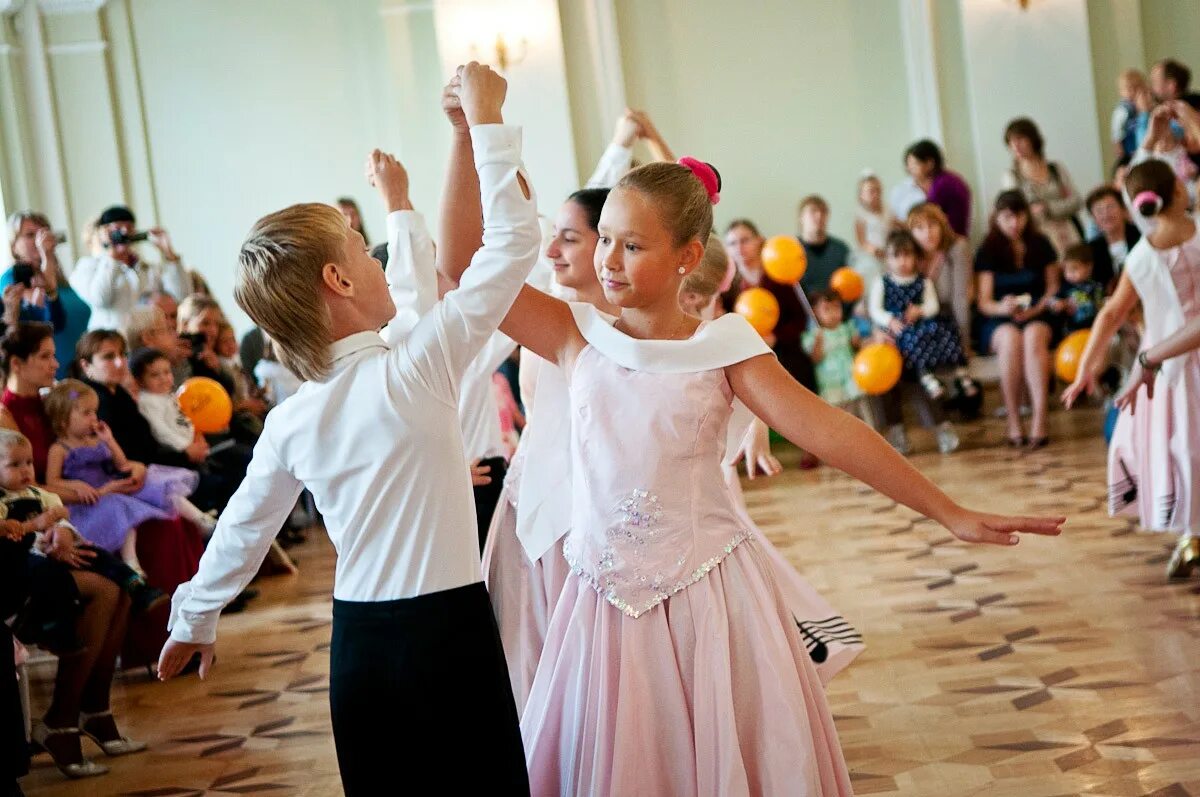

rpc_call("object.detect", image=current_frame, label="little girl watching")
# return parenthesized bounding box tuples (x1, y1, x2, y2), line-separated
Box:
(802, 291, 865, 414)
(869, 230, 970, 400)
(44, 379, 214, 573)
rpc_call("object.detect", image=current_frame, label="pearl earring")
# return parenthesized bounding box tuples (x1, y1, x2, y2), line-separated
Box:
(677, 266, 686, 275)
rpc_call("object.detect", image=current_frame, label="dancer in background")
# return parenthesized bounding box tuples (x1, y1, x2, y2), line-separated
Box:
(1064, 159, 1200, 579)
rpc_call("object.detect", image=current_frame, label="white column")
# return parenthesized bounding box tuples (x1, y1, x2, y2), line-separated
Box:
(14, 0, 75, 242)
(898, 0, 943, 142)
(958, 0, 1103, 212)
(579, 0, 626, 136)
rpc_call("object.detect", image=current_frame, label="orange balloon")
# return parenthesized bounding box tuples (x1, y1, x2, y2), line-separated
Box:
(734, 288, 780, 336)
(830, 267, 864, 302)
(177, 377, 233, 434)
(852, 343, 903, 395)
(1055, 329, 1090, 383)
(762, 236, 807, 284)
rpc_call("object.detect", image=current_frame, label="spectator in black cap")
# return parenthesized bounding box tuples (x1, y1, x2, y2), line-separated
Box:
(69, 205, 192, 332)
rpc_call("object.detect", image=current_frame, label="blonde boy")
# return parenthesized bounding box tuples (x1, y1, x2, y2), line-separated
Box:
(157, 64, 538, 794)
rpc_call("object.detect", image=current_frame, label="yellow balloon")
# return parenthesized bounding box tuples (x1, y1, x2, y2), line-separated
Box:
(1055, 329, 1090, 383)
(734, 288, 780, 336)
(177, 377, 234, 434)
(830, 267, 864, 302)
(762, 236, 807, 284)
(852, 343, 903, 395)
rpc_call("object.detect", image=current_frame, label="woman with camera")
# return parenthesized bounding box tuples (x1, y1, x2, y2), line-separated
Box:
(69, 206, 192, 332)
(5, 212, 92, 377)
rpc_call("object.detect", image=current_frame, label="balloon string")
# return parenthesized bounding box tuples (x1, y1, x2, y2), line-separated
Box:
(792, 283, 816, 331)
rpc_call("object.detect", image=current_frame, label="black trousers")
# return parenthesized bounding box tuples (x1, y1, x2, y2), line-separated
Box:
(473, 456, 508, 554)
(329, 582, 529, 796)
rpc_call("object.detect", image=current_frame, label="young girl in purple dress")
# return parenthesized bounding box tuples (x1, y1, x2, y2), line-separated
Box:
(43, 380, 208, 574)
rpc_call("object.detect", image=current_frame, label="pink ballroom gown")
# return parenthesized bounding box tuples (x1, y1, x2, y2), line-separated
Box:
(520, 304, 852, 797)
(1108, 226, 1200, 536)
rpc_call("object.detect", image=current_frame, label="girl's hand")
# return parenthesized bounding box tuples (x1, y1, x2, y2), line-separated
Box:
(1000, 295, 1020, 315)
(887, 318, 905, 335)
(440, 73, 468, 131)
(1061, 371, 1098, 409)
(1114, 360, 1156, 413)
(612, 110, 640, 148)
(127, 462, 147, 490)
(95, 421, 115, 444)
(740, 438, 782, 481)
(904, 305, 923, 324)
(158, 639, 216, 681)
(943, 507, 1064, 546)
(470, 459, 492, 487)
(199, 349, 221, 371)
(69, 481, 101, 505)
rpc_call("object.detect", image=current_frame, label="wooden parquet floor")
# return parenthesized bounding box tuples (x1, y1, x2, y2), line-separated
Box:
(20, 408, 1200, 796)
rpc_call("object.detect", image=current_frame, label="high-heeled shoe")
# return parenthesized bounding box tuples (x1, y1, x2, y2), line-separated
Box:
(79, 710, 148, 756)
(1167, 535, 1200, 580)
(29, 721, 108, 779)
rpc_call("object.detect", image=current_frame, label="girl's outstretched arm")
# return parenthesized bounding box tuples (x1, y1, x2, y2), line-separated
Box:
(438, 74, 484, 287)
(498, 285, 584, 366)
(1061, 272, 1138, 407)
(727, 354, 1064, 545)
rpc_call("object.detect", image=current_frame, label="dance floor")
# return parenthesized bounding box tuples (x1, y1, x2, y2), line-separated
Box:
(21, 407, 1200, 796)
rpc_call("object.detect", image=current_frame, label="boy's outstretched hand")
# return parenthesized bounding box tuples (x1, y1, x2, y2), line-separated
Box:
(452, 61, 506, 127)
(158, 639, 216, 681)
(942, 508, 1064, 546)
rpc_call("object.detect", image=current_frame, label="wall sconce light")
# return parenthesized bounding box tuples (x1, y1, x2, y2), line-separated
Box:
(1015, 0, 1031, 8)
(472, 32, 527, 72)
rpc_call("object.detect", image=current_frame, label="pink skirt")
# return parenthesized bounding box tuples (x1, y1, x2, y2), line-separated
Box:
(521, 539, 853, 797)
(481, 485, 572, 711)
(727, 468, 863, 683)
(1108, 353, 1200, 535)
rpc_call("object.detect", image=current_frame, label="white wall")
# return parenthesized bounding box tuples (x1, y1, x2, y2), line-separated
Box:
(4, 0, 1199, 337)
(608, 0, 915, 245)
(959, 0, 1104, 222)
(126, 0, 398, 332)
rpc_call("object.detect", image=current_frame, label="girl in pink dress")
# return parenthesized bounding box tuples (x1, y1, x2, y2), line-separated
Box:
(481, 186, 621, 709)
(686, 234, 866, 681)
(1064, 159, 1200, 579)
(460, 153, 1062, 795)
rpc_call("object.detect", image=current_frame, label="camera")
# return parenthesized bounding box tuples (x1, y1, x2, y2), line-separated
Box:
(11, 263, 36, 288)
(107, 228, 149, 247)
(180, 332, 207, 356)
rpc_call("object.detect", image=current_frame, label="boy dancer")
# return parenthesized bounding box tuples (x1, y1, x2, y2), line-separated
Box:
(157, 63, 538, 794)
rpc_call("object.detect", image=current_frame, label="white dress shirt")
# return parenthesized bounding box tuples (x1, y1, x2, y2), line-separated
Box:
(378, 200, 515, 463)
(585, 142, 634, 189)
(137, 391, 195, 451)
(71, 252, 193, 331)
(168, 124, 540, 644)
